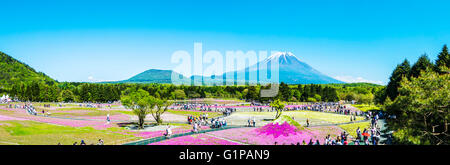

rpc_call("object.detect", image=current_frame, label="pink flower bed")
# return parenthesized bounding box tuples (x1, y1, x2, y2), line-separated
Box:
(149, 134, 241, 145)
(0, 107, 28, 113)
(170, 105, 306, 109)
(49, 110, 93, 113)
(307, 126, 343, 138)
(256, 122, 299, 138)
(78, 114, 130, 121)
(13, 115, 114, 129)
(209, 124, 343, 145)
(0, 115, 28, 121)
(134, 126, 211, 139)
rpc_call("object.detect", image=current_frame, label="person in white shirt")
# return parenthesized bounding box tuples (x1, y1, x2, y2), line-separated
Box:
(165, 126, 172, 138)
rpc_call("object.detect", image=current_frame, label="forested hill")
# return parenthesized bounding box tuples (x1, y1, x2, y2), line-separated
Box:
(0, 51, 56, 89)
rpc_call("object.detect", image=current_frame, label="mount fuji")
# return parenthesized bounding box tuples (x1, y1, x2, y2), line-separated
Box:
(117, 52, 344, 85)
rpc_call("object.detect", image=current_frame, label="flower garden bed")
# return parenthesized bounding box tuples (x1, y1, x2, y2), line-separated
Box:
(148, 133, 241, 145)
(208, 122, 343, 145)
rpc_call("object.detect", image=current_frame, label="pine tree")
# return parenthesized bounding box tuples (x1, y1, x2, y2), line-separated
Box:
(386, 59, 411, 101)
(435, 44, 450, 73)
(410, 54, 434, 78)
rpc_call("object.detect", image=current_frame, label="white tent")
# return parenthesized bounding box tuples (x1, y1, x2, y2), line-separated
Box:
(1, 95, 11, 102)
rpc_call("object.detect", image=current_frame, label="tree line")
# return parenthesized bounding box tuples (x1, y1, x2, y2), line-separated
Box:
(381, 44, 449, 145)
(5, 80, 381, 103)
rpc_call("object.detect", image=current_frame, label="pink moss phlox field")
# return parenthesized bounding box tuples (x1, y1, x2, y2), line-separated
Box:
(256, 121, 300, 138)
(149, 134, 241, 145)
(208, 122, 342, 145)
(8, 114, 114, 129)
(0, 115, 29, 121)
(134, 126, 211, 139)
(79, 114, 130, 121)
(169, 105, 306, 109)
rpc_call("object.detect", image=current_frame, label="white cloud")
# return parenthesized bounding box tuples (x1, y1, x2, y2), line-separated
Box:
(333, 76, 384, 85)
(87, 76, 114, 83)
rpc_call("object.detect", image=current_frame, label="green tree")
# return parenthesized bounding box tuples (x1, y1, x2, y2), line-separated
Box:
(373, 87, 386, 105)
(435, 45, 450, 73)
(245, 86, 258, 101)
(173, 89, 186, 100)
(121, 88, 154, 129)
(307, 97, 317, 102)
(410, 54, 434, 78)
(386, 59, 411, 101)
(293, 90, 301, 101)
(385, 67, 449, 145)
(151, 98, 173, 125)
(313, 94, 321, 102)
(59, 89, 75, 102)
(270, 99, 285, 120)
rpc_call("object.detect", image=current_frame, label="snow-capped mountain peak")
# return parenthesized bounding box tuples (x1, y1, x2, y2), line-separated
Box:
(266, 51, 296, 60)
(263, 51, 302, 65)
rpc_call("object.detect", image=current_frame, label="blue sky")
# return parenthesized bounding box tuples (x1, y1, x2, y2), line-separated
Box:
(0, 0, 449, 84)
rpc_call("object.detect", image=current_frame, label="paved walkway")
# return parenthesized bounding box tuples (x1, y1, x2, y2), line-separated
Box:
(378, 119, 392, 145)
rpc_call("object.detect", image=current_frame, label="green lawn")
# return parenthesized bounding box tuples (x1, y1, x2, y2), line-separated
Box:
(116, 110, 134, 115)
(54, 109, 134, 116)
(57, 107, 99, 110)
(0, 120, 140, 145)
(352, 104, 382, 112)
(338, 121, 371, 138)
(235, 111, 365, 124)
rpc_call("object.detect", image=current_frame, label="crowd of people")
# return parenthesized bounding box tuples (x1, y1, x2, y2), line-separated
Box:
(186, 113, 228, 129)
(210, 117, 227, 128)
(23, 103, 38, 115)
(315, 112, 384, 145)
(291, 102, 363, 116)
(173, 102, 238, 113)
(65, 139, 104, 145)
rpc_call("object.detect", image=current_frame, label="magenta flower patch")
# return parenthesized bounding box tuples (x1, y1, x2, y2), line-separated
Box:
(149, 134, 241, 145)
(256, 121, 300, 138)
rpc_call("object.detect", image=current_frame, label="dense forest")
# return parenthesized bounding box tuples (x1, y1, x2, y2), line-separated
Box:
(6, 81, 381, 104)
(380, 45, 449, 145)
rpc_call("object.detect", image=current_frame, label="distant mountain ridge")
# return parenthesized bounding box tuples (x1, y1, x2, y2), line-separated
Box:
(117, 52, 344, 85)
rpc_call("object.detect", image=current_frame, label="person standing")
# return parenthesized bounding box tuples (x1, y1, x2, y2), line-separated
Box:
(106, 114, 110, 124)
(356, 127, 361, 141)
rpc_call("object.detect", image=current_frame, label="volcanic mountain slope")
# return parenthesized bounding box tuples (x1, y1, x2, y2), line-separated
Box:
(119, 52, 343, 85)
(239, 52, 343, 84)
(116, 69, 192, 84)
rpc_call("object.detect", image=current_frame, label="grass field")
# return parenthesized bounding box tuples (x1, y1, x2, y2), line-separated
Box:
(235, 111, 365, 124)
(352, 104, 382, 112)
(50, 110, 123, 117)
(56, 107, 99, 110)
(0, 120, 140, 145)
(338, 121, 371, 138)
